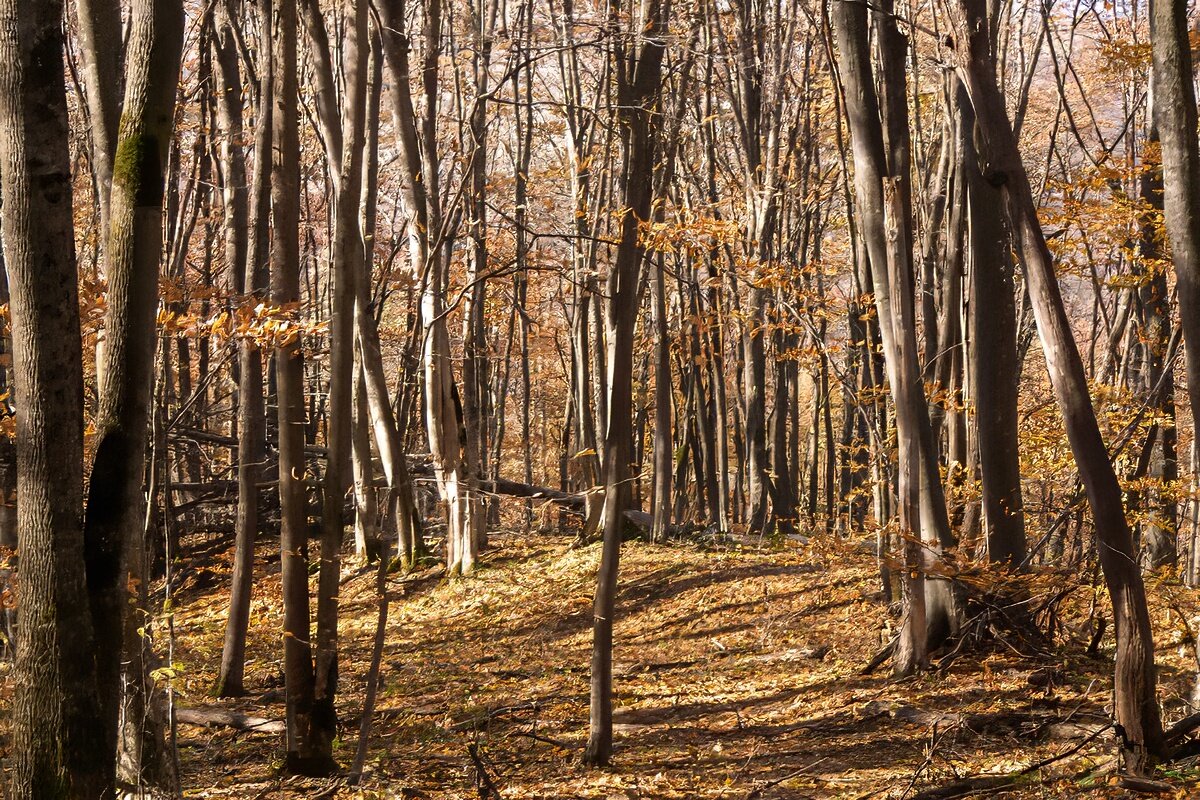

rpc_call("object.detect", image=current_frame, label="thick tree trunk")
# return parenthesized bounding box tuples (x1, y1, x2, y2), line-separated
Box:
(0, 1, 109, 794)
(958, 82, 1026, 570)
(81, 0, 183, 786)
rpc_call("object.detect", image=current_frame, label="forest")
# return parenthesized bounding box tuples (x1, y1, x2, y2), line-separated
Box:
(4, 0, 1200, 797)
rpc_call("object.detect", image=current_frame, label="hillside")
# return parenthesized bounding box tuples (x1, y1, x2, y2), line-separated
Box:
(161, 528, 1200, 799)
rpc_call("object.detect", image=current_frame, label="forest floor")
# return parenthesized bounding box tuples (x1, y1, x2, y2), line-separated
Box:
(17, 522, 1200, 798)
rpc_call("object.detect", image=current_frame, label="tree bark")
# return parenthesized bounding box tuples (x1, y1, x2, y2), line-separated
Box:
(833, 0, 955, 673)
(958, 81, 1026, 570)
(81, 0, 183, 785)
(271, 0, 334, 776)
(215, 0, 269, 699)
(584, 0, 668, 766)
(951, 0, 1163, 771)
(0, 1, 109, 794)
(1149, 0, 1196, 573)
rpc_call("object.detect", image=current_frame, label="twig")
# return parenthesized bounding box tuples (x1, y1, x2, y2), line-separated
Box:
(1164, 711, 1200, 748)
(862, 637, 897, 675)
(513, 730, 574, 749)
(744, 758, 828, 799)
(468, 743, 502, 800)
(911, 723, 1113, 799)
(902, 722, 952, 798)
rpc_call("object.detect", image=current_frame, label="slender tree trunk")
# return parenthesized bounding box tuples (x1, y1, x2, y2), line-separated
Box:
(215, 0, 269, 699)
(378, 0, 480, 574)
(584, 0, 668, 766)
(311, 0, 371, 759)
(1149, 0, 1197, 572)
(1136, 120, 1177, 571)
(75, 0, 123, 235)
(952, 0, 1163, 770)
(272, 0, 333, 776)
(651, 252, 672, 541)
(834, 0, 954, 672)
(352, 358, 379, 560)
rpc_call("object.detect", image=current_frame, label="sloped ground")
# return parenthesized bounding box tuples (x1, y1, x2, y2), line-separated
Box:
(123, 528, 1200, 797)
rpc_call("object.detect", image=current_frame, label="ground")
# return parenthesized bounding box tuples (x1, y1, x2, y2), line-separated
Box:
(32, 525, 1200, 797)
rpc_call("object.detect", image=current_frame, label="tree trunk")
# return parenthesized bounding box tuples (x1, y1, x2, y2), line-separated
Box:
(0, 1, 109, 794)
(215, 0, 269, 699)
(952, 0, 1163, 771)
(81, 0, 184, 786)
(378, 0, 480, 575)
(271, 0, 334, 776)
(312, 0, 371, 760)
(75, 0, 123, 235)
(958, 81, 1026, 570)
(584, 0, 668, 766)
(833, 0, 954, 673)
(1149, 0, 1197, 573)
(1135, 119, 1177, 571)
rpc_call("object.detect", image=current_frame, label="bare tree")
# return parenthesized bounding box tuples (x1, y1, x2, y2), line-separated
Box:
(950, 0, 1164, 771)
(0, 0, 108, 793)
(585, 0, 670, 766)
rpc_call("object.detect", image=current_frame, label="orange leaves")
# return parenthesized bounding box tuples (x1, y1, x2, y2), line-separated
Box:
(637, 209, 739, 257)
(1097, 37, 1152, 80)
(156, 300, 329, 349)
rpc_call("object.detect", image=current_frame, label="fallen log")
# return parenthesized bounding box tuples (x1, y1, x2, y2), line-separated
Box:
(175, 707, 285, 735)
(169, 429, 655, 533)
(472, 475, 653, 532)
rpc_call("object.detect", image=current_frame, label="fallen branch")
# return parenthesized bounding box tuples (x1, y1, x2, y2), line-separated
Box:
(1163, 710, 1200, 748)
(468, 743, 501, 800)
(911, 723, 1112, 800)
(175, 707, 285, 735)
(513, 730, 574, 749)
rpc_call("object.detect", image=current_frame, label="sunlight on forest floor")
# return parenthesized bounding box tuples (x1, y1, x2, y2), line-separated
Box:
(46, 528, 1200, 797)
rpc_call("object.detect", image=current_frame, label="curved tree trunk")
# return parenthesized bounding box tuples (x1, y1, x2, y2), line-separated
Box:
(82, 0, 183, 786)
(952, 0, 1163, 772)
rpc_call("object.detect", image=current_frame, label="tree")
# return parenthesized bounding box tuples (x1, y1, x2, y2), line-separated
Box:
(215, 0, 273, 699)
(950, 0, 1164, 771)
(81, 0, 183, 785)
(1149, 0, 1198, 573)
(271, 0, 336, 775)
(0, 0, 109, 793)
(833, 0, 957, 674)
(958, 79, 1026, 570)
(378, 0, 483, 575)
(584, 0, 670, 766)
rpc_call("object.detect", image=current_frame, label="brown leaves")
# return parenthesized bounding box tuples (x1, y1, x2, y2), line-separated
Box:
(156, 300, 329, 348)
